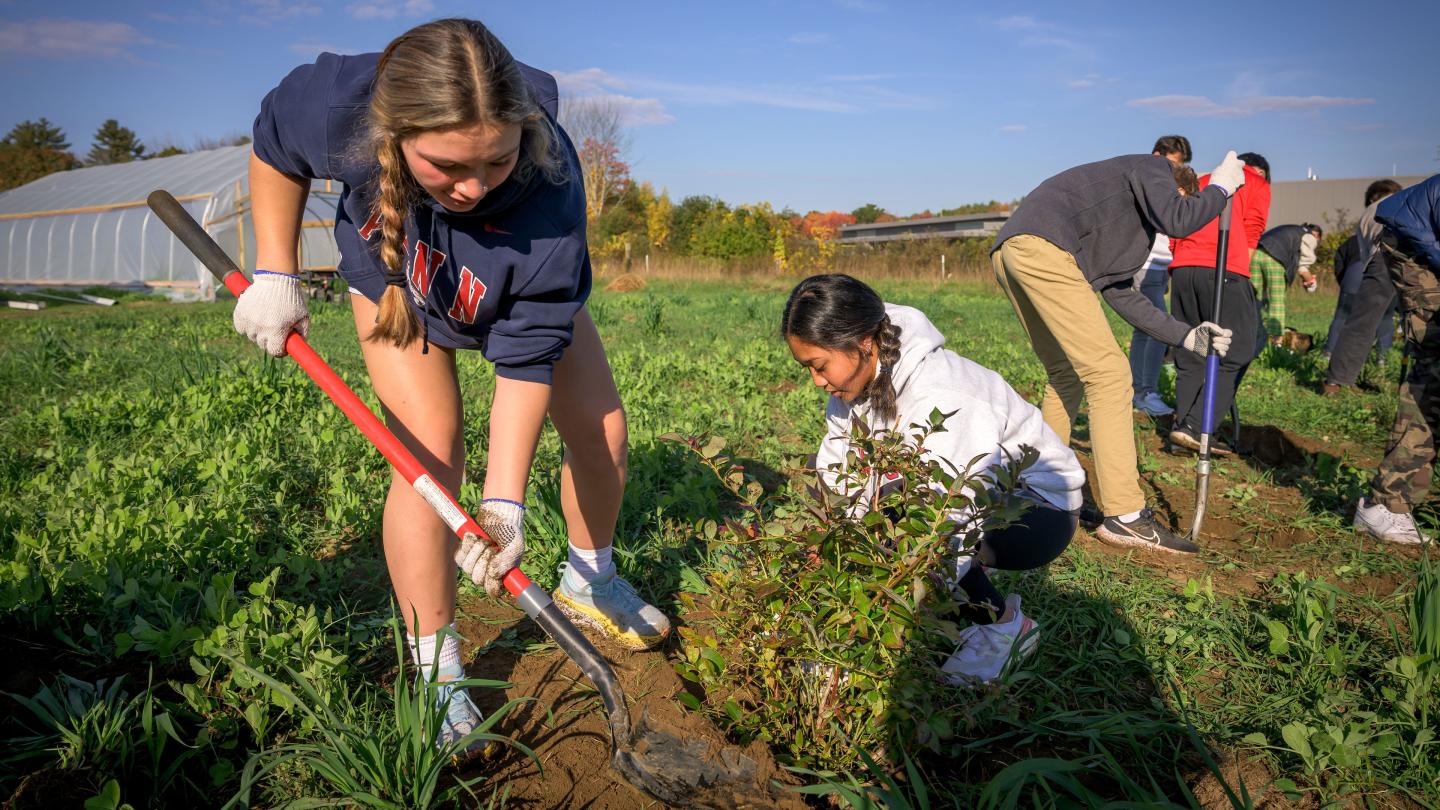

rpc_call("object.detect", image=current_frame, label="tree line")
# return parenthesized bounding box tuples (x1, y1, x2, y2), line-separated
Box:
(0, 118, 251, 193)
(1, 107, 1011, 272)
(559, 97, 1016, 269)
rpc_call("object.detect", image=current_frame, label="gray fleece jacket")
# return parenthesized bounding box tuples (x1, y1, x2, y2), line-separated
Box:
(995, 154, 1229, 346)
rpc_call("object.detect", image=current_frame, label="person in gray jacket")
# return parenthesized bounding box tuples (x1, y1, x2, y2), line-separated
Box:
(991, 150, 1246, 554)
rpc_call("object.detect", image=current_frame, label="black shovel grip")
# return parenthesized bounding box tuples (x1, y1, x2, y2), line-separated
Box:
(147, 190, 243, 286)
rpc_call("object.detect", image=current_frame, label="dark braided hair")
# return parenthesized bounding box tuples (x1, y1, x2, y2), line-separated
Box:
(781, 274, 903, 424)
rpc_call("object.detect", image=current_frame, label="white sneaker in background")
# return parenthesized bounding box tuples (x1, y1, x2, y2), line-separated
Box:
(1133, 391, 1174, 417)
(941, 594, 1039, 685)
(1353, 497, 1431, 545)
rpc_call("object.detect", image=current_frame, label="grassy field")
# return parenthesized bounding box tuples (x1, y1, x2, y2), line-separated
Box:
(1, 277, 1435, 808)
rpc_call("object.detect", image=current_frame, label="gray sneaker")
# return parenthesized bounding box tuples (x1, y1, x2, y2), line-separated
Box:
(1133, 391, 1174, 417)
(553, 563, 672, 650)
(431, 680, 491, 759)
(1353, 497, 1431, 545)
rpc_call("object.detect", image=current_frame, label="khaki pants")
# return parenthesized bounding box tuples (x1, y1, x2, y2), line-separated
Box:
(992, 235, 1145, 516)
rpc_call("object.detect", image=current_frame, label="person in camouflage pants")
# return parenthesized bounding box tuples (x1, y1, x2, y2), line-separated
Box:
(1354, 229, 1440, 543)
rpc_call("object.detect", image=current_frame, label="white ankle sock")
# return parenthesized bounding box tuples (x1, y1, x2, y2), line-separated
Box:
(408, 626, 462, 681)
(1117, 509, 1144, 523)
(568, 542, 613, 584)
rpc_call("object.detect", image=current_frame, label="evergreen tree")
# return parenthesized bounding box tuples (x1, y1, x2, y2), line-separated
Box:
(87, 119, 146, 165)
(0, 118, 78, 191)
(4, 118, 70, 152)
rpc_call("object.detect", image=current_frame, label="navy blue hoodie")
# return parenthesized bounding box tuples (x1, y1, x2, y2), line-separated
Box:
(252, 52, 589, 384)
(1377, 174, 1440, 272)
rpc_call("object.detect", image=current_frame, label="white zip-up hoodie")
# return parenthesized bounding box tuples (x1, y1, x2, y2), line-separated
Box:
(814, 304, 1085, 515)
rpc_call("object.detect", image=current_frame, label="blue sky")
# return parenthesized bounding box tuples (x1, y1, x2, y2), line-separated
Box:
(2, 0, 1437, 214)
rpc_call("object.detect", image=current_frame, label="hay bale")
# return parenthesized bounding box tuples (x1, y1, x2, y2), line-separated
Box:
(605, 273, 647, 293)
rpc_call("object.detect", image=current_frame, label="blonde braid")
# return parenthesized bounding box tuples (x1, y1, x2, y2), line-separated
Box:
(369, 138, 422, 348)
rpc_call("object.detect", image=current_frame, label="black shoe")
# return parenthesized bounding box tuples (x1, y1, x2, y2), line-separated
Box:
(1095, 509, 1198, 554)
(1078, 503, 1105, 529)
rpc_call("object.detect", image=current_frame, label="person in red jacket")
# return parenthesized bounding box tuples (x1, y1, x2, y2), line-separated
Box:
(1166, 154, 1272, 454)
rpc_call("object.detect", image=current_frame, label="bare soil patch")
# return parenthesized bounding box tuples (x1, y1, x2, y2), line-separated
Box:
(453, 596, 804, 809)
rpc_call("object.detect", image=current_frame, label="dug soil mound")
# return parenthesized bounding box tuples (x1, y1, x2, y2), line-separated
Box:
(604, 273, 648, 293)
(454, 596, 805, 809)
(1073, 420, 1416, 599)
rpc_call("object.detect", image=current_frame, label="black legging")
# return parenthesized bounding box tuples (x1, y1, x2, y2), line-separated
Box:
(955, 499, 1077, 625)
(1170, 266, 1263, 435)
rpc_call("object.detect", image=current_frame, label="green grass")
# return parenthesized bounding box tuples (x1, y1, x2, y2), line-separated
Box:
(0, 278, 1433, 807)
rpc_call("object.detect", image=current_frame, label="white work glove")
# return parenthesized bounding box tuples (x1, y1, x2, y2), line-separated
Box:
(1299, 270, 1318, 293)
(456, 499, 525, 598)
(1183, 322, 1233, 358)
(1208, 151, 1246, 197)
(233, 271, 310, 357)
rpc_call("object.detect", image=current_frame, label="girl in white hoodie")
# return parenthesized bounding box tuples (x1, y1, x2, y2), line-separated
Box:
(781, 274, 1086, 683)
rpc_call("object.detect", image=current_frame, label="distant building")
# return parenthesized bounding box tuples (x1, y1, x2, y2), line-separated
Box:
(838, 211, 1010, 243)
(1267, 176, 1426, 230)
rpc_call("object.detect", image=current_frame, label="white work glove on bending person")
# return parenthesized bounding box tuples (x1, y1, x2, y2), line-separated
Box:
(457, 499, 526, 598)
(233, 270, 310, 357)
(1183, 322, 1233, 357)
(1208, 151, 1246, 197)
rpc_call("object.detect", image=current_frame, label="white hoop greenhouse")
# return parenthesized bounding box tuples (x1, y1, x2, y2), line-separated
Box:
(0, 145, 341, 300)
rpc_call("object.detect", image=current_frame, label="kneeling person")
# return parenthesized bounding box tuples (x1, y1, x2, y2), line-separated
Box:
(781, 274, 1086, 683)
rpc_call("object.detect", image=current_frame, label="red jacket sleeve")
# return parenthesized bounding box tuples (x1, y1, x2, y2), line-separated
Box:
(1240, 169, 1270, 249)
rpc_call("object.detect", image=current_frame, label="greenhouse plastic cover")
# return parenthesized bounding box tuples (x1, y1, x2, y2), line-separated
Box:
(0, 145, 340, 299)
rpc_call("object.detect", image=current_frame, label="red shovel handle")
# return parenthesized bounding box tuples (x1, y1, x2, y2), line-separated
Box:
(146, 190, 531, 597)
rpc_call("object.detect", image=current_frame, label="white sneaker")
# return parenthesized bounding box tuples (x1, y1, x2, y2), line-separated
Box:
(1353, 497, 1431, 545)
(941, 594, 1039, 684)
(1133, 391, 1174, 417)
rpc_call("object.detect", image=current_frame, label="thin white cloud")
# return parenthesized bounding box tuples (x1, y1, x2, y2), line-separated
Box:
(573, 93, 676, 126)
(290, 41, 351, 57)
(645, 80, 859, 113)
(1127, 94, 1375, 118)
(556, 70, 672, 126)
(1023, 34, 1092, 58)
(999, 124, 1028, 133)
(553, 66, 933, 116)
(1066, 73, 1112, 88)
(239, 0, 322, 22)
(0, 18, 149, 59)
(554, 67, 628, 95)
(828, 72, 898, 82)
(788, 31, 832, 45)
(347, 0, 434, 21)
(988, 14, 1095, 59)
(835, 0, 884, 11)
(994, 14, 1041, 30)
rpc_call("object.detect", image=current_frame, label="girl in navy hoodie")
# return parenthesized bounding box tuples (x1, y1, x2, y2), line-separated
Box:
(240, 18, 668, 752)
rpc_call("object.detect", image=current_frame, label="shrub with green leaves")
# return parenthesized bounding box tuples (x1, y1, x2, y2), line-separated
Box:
(667, 412, 1037, 770)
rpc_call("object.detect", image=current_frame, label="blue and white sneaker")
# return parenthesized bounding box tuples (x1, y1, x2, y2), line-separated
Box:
(553, 563, 671, 650)
(432, 680, 491, 759)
